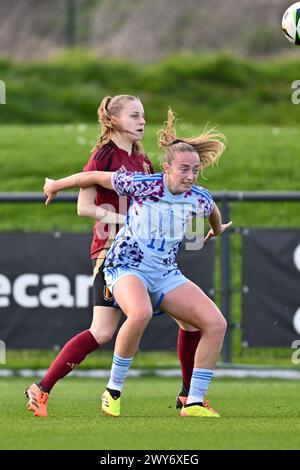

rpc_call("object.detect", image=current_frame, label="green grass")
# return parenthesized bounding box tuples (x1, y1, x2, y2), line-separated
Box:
(2, 349, 180, 370)
(1, 348, 297, 370)
(1, 377, 299, 450)
(0, 123, 299, 231)
(1, 51, 300, 125)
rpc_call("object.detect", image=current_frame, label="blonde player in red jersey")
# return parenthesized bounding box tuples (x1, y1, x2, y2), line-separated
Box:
(25, 95, 201, 417)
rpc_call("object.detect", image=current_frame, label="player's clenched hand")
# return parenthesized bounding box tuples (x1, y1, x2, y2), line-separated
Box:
(43, 177, 57, 206)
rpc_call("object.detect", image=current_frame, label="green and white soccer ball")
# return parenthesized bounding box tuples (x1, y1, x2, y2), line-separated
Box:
(282, 2, 300, 44)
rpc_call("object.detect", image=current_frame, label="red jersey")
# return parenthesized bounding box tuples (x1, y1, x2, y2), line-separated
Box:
(83, 140, 155, 259)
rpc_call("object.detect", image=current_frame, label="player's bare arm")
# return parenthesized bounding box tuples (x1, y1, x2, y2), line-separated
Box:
(78, 187, 126, 225)
(204, 204, 232, 241)
(43, 171, 115, 205)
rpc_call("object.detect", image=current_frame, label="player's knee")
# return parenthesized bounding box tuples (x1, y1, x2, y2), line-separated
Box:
(209, 316, 227, 338)
(89, 327, 114, 345)
(129, 309, 152, 327)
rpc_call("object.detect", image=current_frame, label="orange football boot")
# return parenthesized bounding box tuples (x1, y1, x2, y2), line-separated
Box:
(25, 383, 49, 417)
(176, 385, 189, 409)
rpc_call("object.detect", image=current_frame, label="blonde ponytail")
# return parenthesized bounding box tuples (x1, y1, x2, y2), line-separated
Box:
(157, 109, 226, 172)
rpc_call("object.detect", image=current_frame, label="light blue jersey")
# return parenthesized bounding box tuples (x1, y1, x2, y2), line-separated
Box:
(104, 171, 214, 308)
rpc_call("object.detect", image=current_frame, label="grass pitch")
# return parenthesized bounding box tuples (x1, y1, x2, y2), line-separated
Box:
(1, 377, 299, 450)
(0, 124, 299, 232)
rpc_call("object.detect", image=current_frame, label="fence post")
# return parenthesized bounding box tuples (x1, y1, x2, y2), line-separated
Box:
(66, 0, 76, 46)
(220, 195, 232, 363)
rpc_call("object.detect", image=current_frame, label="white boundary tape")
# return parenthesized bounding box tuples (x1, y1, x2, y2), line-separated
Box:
(0, 368, 300, 379)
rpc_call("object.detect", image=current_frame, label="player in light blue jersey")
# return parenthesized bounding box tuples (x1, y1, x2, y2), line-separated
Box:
(103, 169, 214, 301)
(44, 110, 232, 417)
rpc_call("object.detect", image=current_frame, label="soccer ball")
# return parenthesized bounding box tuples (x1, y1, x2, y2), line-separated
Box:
(282, 2, 300, 44)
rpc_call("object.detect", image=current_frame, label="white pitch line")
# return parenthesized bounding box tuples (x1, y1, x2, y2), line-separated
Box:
(0, 368, 300, 379)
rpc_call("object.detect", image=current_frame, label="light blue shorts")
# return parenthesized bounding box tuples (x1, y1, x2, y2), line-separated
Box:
(104, 266, 189, 315)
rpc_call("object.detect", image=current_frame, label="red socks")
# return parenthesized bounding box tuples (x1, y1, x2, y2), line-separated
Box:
(40, 328, 201, 393)
(40, 330, 99, 392)
(177, 329, 201, 389)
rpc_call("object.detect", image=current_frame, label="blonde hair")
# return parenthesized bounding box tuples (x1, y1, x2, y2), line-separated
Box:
(92, 95, 144, 154)
(157, 108, 226, 173)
